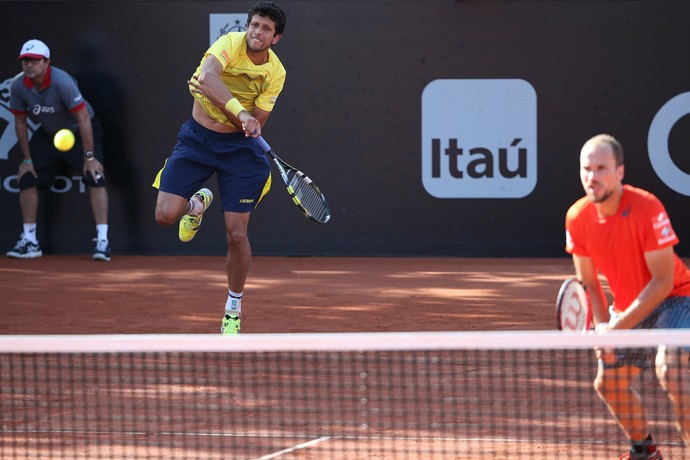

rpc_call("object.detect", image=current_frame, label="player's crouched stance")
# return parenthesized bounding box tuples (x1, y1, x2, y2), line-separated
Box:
(566, 134, 690, 460)
(7, 39, 111, 262)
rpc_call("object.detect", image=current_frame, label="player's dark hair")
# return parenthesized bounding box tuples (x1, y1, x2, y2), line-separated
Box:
(247, 2, 287, 36)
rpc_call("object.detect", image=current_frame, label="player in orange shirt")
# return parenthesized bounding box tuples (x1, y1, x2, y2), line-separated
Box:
(565, 134, 690, 460)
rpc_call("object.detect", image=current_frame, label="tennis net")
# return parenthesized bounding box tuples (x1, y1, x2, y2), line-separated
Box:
(1, 331, 688, 459)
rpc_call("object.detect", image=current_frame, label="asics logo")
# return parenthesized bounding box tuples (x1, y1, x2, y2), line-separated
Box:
(32, 104, 55, 115)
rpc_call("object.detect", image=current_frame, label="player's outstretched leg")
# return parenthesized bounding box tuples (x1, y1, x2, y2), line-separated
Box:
(179, 188, 213, 242)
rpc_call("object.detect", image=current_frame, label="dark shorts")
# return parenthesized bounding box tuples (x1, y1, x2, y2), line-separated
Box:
(601, 296, 690, 369)
(154, 118, 271, 213)
(18, 118, 106, 190)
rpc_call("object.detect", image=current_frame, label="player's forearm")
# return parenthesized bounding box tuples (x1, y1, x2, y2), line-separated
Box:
(14, 117, 31, 160)
(74, 110, 94, 152)
(78, 120, 94, 152)
(580, 276, 608, 326)
(193, 54, 235, 109)
(197, 69, 234, 109)
(589, 287, 609, 326)
(613, 276, 673, 329)
(572, 254, 607, 324)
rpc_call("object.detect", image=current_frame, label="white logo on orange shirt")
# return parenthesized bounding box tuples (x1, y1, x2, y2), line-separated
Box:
(652, 211, 677, 245)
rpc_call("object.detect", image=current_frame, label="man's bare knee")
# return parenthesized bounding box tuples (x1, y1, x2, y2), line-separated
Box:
(155, 192, 188, 226)
(155, 212, 176, 227)
(155, 204, 182, 227)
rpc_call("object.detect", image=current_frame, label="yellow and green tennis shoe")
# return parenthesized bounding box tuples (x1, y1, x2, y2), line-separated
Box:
(179, 188, 213, 242)
(221, 314, 241, 335)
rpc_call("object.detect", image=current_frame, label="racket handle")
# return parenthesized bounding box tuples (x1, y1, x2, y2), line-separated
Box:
(256, 136, 271, 152)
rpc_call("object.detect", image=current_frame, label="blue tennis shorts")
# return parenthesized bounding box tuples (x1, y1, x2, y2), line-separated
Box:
(601, 296, 690, 369)
(155, 118, 271, 213)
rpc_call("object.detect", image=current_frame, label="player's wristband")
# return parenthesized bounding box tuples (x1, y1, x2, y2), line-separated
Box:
(224, 98, 245, 117)
(22, 159, 33, 164)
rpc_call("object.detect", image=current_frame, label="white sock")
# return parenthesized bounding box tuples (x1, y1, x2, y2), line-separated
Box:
(96, 224, 109, 242)
(225, 290, 243, 317)
(188, 196, 202, 216)
(23, 224, 38, 244)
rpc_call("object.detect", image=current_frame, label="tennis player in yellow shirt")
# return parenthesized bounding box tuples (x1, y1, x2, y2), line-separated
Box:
(153, 1, 287, 334)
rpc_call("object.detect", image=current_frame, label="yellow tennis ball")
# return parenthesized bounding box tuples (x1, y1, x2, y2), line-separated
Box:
(54, 129, 75, 152)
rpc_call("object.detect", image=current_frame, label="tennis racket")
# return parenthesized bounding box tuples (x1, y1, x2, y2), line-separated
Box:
(555, 277, 592, 332)
(256, 136, 331, 224)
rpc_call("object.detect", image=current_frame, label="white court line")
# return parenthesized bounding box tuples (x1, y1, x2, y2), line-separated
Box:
(253, 436, 331, 459)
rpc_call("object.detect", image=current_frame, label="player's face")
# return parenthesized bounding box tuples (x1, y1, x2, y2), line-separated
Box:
(246, 15, 281, 52)
(579, 142, 623, 204)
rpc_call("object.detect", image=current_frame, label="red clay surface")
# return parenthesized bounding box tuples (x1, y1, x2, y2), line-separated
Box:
(1, 255, 572, 334)
(2, 256, 688, 459)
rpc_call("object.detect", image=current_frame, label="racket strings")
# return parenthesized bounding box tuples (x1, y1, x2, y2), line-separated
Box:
(557, 280, 591, 331)
(289, 175, 330, 223)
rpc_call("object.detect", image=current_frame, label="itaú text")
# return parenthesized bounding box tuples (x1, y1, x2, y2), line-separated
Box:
(430, 138, 528, 179)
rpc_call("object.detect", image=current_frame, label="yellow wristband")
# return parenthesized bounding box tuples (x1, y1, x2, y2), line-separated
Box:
(224, 98, 245, 117)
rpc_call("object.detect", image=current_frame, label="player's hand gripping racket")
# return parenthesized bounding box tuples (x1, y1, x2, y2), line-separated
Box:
(555, 277, 593, 332)
(256, 136, 331, 224)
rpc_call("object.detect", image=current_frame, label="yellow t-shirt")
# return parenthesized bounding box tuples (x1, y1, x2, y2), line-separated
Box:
(190, 32, 286, 126)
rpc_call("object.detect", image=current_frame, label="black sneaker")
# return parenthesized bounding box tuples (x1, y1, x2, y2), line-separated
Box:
(7, 236, 42, 259)
(619, 446, 663, 459)
(92, 239, 111, 261)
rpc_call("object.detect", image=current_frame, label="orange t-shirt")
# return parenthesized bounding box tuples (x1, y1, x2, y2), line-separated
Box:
(565, 184, 690, 311)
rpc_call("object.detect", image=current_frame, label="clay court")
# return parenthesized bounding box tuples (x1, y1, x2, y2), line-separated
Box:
(1, 256, 571, 334)
(2, 256, 688, 459)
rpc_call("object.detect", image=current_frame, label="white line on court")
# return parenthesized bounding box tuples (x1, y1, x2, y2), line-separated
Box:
(253, 436, 331, 459)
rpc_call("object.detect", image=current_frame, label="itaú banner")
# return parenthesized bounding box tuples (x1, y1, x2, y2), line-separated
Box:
(420, 80, 690, 200)
(420, 79, 537, 199)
